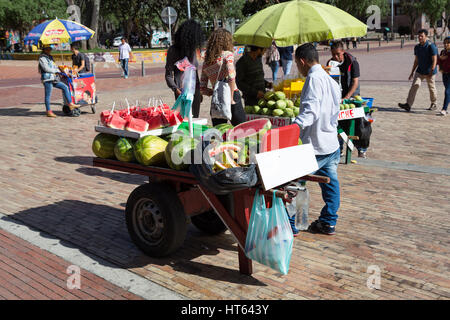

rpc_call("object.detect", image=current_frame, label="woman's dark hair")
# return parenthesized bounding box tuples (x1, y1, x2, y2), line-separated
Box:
(295, 43, 319, 63)
(173, 19, 204, 62)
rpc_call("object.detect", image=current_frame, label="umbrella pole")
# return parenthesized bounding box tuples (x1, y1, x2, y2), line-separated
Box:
(188, 108, 193, 138)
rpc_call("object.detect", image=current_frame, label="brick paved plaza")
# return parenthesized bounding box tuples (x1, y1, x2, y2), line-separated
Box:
(0, 43, 449, 300)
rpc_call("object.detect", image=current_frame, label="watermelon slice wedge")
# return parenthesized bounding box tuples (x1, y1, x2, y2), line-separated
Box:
(126, 117, 149, 133)
(107, 113, 127, 130)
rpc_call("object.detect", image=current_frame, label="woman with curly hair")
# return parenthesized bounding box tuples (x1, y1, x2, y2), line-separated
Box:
(200, 28, 246, 126)
(165, 19, 204, 118)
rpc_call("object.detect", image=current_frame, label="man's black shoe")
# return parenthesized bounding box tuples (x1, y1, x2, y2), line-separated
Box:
(308, 220, 336, 235)
(398, 103, 411, 112)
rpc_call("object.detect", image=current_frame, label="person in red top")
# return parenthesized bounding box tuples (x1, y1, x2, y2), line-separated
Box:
(438, 36, 450, 116)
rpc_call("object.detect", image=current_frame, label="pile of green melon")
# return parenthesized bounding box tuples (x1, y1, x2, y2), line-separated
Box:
(244, 91, 301, 118)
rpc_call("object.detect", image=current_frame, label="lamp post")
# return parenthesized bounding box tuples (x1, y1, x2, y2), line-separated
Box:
(187, 0, 191, 19)
(391, 0, 394, 40)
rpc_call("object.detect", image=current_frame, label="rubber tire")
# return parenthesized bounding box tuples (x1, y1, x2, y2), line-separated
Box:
(190, 193, 233, 235)
(62, 105, 71, 115)
(125, 183, 187, 257)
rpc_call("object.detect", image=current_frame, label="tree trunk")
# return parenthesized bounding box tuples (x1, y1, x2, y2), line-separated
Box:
(88, 0, 101, 49)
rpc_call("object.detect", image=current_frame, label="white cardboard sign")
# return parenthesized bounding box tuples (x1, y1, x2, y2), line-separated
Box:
(255, 144, 319, 191)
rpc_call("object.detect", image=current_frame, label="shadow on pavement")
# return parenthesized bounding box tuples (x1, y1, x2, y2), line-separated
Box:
(54, 156, 149, 185)
(375, 106, 431, 115)
(1, 200, 265, 286)
(0, 106, 90, 117)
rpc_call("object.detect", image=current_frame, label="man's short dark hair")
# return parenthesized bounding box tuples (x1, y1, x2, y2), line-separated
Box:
(70, 43, 80, 50)
(295, 43, 319, 63)
(330, 41, 344, 51)
(248, 45, 264, 52)
(418, 29, 428, 36)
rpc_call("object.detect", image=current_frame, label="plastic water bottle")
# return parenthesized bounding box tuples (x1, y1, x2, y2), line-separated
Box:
(294, 184, 309, 231)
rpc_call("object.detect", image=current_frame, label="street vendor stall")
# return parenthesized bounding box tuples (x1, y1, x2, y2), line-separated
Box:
(91, 101, 329, 275)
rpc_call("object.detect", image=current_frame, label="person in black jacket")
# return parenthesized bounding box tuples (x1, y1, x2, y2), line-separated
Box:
(328, 41, 371, 158)
(165, 20, 204, 118)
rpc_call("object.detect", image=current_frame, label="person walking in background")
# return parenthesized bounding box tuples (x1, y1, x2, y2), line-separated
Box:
(293, 43, 341, 236)
(265, 41, 280, 81)
(437, 36, 450, 116)
(352, 37, 357, 49)
(165, 19, 204, 118)
(278, 45, 294, 77)
(236, 45, 272, 107)
(118, 37, 133, 79)
(200, 28, 246, 126)
(38, 44, 79, 117)
(398, 29, 438, 112)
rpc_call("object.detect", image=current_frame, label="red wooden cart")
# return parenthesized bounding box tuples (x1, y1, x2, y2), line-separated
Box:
(92, 158, 329, 275)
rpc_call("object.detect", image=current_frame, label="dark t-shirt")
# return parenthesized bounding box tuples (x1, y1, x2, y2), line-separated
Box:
(236, 53, 267, 105)
(72, 52, 90, 73)
(277, 46, 294, 61)
(414, 41, 438, 75)
(330, 52, 360, 98)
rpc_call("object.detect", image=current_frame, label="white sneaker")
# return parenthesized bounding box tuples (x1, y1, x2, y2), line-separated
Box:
(438, 110, 447, 116)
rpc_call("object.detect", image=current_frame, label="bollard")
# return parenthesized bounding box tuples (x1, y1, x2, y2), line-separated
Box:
(401, 39, 404, 49)
(367, 42, 369, 52)
(141, 61, 145, 77)
(379, 39, 381, 47)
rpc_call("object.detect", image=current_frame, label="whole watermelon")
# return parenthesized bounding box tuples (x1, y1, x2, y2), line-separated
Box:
(92, 133, 118, 159)
(134, 135, 168, 166)
(165, 136, 200, 171)
(114, 137, 136, 162)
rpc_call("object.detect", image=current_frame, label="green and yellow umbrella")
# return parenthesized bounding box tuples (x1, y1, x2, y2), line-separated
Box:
(233, 0, 367, 47)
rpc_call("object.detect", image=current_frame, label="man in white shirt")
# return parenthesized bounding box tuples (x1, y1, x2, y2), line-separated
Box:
(293, 43, 341, 235)
(118, 37, 133, 79)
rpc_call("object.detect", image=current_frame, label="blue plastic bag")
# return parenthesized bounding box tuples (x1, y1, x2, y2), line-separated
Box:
(244, 189, 294, 275)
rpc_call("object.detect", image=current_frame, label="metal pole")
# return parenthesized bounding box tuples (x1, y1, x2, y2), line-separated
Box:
(391, 0, 394, 40)
(141, 61, 145, 77)
(187, 0, 191, 19)
(168, 13, 172, 46)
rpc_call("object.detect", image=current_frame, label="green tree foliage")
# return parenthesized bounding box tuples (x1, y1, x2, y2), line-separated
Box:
(421, 0, 448, 37)
(0, 0, 68, 35)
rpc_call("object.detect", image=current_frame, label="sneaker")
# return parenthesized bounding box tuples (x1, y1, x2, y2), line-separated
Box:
(358, 151, 367, 158)
(46, 110, 57, 118)
(427, 103, 437, 111)
(308, 220, 336, 235)
(124, 75, 128, 79)
(398, 103, 411, 112)
(437, 109, 447, 116)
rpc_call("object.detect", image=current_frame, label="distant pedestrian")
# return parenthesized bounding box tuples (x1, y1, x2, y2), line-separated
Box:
(118, 37, 133, 79)
(38, 44, 79, 117)
(437, 36, 450, 116)
(398, 29, 438, 112)
(345, 38, 350, 50)
(165, 19, 204, 118)
(201, 28, 246, 126)
(265, 41, 280, 81)
(278, 45, 294, 78)
(352, 37, 357, 49)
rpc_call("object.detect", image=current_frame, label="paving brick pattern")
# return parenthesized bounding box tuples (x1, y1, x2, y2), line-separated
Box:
(0, 229, 143, 300)
(0, 47, 449, 300)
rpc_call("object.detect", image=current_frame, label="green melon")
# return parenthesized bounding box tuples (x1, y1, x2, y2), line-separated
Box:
(274, 91, 286, 101)
(275, 100, 287, 110)
(283, 109, 294, 118)
(286, 100, 294, 108)
(114, 137, 136, 162)
(264, 91, 275, 101)
(266, 100, 277, 109)
(134, 135, 168, 166)
(253, 105, 261, 114)
(244, 105, 254, 114)
(258, 99, 266, 107)
(272, 109, 284, 117)
(165, 137, 199, 171)
(92, 133, 118, 159)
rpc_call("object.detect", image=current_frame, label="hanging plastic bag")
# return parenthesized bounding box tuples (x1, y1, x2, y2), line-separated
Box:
(172, 57, 197, 118)
(245, 189, 294, 275)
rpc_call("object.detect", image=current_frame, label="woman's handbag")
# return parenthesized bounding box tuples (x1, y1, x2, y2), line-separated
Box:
(210, 54, 232, 120)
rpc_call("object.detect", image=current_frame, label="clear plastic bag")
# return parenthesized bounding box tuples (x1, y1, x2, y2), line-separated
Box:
(172, 57, 197, 118)
(245, 189, 294, 275)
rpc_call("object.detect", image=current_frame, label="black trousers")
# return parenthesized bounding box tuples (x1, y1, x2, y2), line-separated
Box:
(211, 90, 246, 127)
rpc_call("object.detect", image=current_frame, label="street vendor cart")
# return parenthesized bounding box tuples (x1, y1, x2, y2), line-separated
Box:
(60, 70, 97, 116)
(92, 123, 329, 276)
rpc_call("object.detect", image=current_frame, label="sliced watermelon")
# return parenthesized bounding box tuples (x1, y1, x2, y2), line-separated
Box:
(107, 113, 127, 130)
(225, 119, 271, 142)
(126, 117, 149, 133)
(100, 110, 112, 126)
(147, 113, 165, 131)
(168, 110, 183, 127)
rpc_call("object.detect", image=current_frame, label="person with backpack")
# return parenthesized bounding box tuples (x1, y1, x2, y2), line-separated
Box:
(200, 28, 246, 126)
(38, 44, 79, 117)
(398, 29, 438, 112)
(328, 41, 371, 158)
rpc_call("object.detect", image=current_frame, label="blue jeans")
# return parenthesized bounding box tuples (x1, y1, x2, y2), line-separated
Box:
(313, 148, 341, 226)
(268, 61, 279, 81)
(44, 81, 72, 112)
(281, 59, 293, 77)
(443, 73, 450, 111)
(120, 58, 129, 77)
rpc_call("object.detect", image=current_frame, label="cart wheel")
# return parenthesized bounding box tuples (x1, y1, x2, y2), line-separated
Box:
(125, 183, 187, 257)
(191, 211, 227, 235)
(91, 105, 96, 114)
(191, 193, 233, 235)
